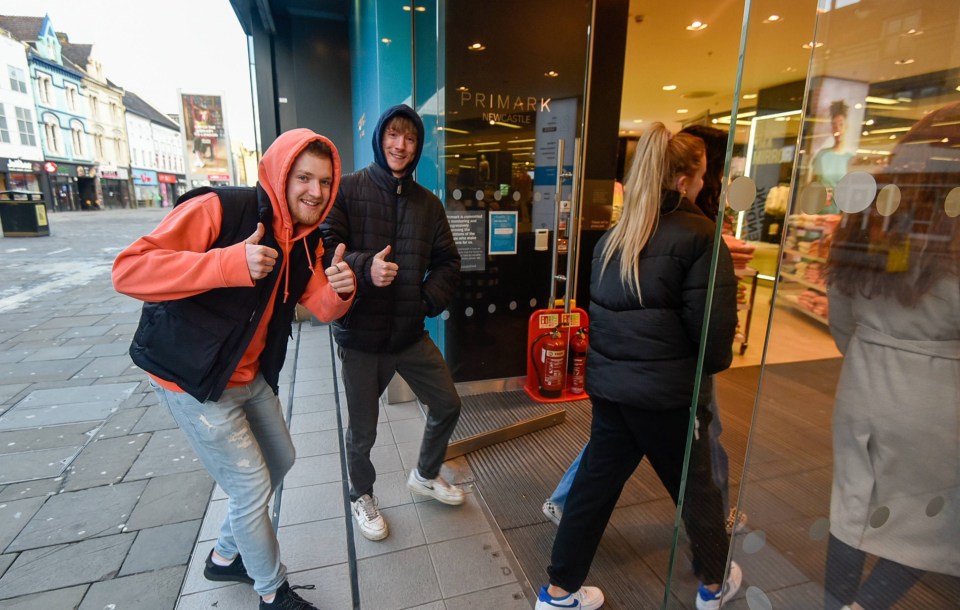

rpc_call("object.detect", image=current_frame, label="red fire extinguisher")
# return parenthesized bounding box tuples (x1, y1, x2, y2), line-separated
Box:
(531, 327, 566, 398)
(568, 327, 588, 394)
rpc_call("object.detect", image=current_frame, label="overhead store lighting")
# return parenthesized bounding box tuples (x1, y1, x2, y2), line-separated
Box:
(468, 42, 486, 51)
(686, 20, 707, 31)
(662, 84, 677, 91)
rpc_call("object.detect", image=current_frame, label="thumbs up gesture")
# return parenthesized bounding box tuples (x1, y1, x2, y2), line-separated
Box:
(371, 245, 399, 287)
(245, 223, 278, 280)
(324, 243, 356, 294)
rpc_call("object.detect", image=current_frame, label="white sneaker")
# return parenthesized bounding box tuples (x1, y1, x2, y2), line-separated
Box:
(351, 494, 388, 541)
(535, 585, 604, 609)
(406, 469, 464, 505)
(542, 499, 562, 526)
(695, 561, 743, 610)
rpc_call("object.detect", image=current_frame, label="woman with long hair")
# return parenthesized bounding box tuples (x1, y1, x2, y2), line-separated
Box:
(535, 123, 740, 610)
(823, 103, 960, 609)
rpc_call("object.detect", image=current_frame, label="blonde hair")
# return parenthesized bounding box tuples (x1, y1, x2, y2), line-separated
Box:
(601, 123, 705, 300)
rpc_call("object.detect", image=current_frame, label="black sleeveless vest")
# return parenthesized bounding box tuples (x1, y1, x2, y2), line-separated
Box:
(129, 186, 321, 402)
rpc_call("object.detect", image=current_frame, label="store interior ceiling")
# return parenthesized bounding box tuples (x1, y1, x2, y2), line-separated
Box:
(623, 0, 960, 145)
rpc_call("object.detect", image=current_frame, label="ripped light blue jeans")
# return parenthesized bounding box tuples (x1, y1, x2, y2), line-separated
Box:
(151, 373, 294, 597)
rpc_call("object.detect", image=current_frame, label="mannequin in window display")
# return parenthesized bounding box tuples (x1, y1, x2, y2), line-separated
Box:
(823, 102, 960, 610)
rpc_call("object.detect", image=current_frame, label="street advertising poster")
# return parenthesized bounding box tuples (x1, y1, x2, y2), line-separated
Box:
(179, 91, 233, 186)
(804, 77, 868, 189)
(447, 210, 485, 271)
(488, 211, 518, 255)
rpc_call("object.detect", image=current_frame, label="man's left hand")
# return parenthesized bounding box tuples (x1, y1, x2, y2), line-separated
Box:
(325, 243, 356, 294)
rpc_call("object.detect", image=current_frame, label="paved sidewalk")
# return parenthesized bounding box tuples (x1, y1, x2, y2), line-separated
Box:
(0, 208, 532, 609)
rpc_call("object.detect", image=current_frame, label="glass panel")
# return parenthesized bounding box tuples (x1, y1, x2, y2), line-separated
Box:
(732, 1, 960, 608)
(439, 0, 592, 382)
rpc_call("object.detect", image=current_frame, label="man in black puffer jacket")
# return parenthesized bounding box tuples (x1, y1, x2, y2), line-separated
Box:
(320, 104, 462, 542)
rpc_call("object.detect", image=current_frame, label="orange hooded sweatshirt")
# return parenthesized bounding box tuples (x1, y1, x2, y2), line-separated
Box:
(113, 129, 353, 393)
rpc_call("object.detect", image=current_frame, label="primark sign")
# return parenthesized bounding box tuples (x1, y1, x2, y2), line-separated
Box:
(459, 91, 550, 125)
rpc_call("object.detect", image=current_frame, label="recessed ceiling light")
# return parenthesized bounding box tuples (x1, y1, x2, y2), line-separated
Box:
(662, 84, 677, 91)
(894, 58, 915, 65)
(864, 119, 875, 126)
(402, 5, 411, 10)
(415, 5, 426, 11)
(676, 108, 688, 114)
(468, 42, 486, 51)
(742, 93, 758, 100)
(381, 38, 392, 44)
(456, 86, 469, 92)
(956, 85, 960, 91)
(889, 135, 897, 139)
(632, 119, 643, 123)
(862, 130, 869, 136)
(902, 28, 923, 36)
(802, 41, 824, 49)
(711, 118, 719, 124)
(942, 138, 949, 143)
(763, 15, 781, 23)
(685, 20, 707, 31)
(784, 66, 798, 72)
(544, 70, 559, 78)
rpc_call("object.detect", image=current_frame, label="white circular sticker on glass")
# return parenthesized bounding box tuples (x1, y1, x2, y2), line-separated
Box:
(513, 191, 521, 202)
(440, 311, 450, 320)
(494, 190, 502, 201)
(464, 307, 474, 318)
(509, 301, 518, 310)
(945, 187, 960, 218)
(876, 184, 901, 217)
(452, 188, 462, 201)
(529, 298, 537, 308)
(727, 176, 757, 212)
(475, 190, 484, 201)
(834, 172, 877, 213)
(534, 191, 542, 202)
(799, 182, 828, 214)
(745, 587, 773, 610)
(488, 304, 496, 314)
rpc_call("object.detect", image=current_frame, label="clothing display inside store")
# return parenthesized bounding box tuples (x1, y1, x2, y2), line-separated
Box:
(779, 213, 841, 324)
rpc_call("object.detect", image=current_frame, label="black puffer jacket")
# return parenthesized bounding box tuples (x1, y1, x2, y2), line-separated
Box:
(585, 191, 738, 410)
(321, 105, 460, 352)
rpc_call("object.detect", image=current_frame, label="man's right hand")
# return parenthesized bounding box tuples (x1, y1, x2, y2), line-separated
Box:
(371, 245, 399, 287)
(245, 223, 278, 280)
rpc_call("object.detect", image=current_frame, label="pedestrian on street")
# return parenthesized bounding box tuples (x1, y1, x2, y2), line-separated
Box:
(113, 129, 355, 610)
(320, 104, 463, 542)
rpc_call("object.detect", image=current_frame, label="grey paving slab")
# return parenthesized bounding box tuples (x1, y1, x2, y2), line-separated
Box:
(176, 581, 256, 609)
(430, 531, 519, 598)
(197, 498, 227, 542)
(276, 518, 348, 572)
(357, 545, 442, 610)
(277, 481, 343, 527)
(55, 325, 114, 340)
(290, 395, 337, 414)
(0, 403, 108, 431)
(61, 433, 150, 491)
(443, 584, 531, 609)
(125, 470, 214, 531)
(353, 502, 425, 559)
(0, 533, 135, 600)
(7, 328, 68, 343)
(35, 315, 109, 330)
(385, 400, 425, 421)
(73, 354, 137, 379)
(0, 358, 92, 385)
(415, 491, 488, 545)
(0, 556, 12, 579)
(0, 382, 138, 431)
(0, 496, 45, 553)
(78, 341, 130, 358)
(130, 403, 177, 433)
(6, 481, 146, 552)
(123, 428, 205, 481)
(94, 407, 147, 440)
(292, 378, 336, 398)
(120, 519, 201, 576)
(181, 541, 230, 595)
(390, 418, 426, 444)
(290, 429, 340, 457)
(19, 345, 92, 362)
(370, 469, 416, 510)
(0, 444, 82, 485)
(290, 365, 336, 382)
(288, 409, 338, 434)
(283, 453, 341, 489)
(79, 564, 185, 610)
(0, 585, 87, 610)
(408, 603, 444, 610)
(0, 478, 61, 502)
(0, 351, 27, 365)
(370, 443, 403, 474)
(0, 384, 27, 406)
(0, 421, 97, 456)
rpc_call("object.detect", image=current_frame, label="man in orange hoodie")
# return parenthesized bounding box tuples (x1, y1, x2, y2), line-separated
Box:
(113, 129, 354, 610)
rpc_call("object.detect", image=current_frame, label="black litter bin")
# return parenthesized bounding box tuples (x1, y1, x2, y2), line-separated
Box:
(0, 190, 50, 237)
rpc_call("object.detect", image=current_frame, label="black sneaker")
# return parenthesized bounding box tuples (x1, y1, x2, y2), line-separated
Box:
(260, 581, 318, 609)
(203, 549, 254, 585)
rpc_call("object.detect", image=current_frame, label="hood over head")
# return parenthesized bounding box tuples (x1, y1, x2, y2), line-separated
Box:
(259, 128, 342, 241)
(372, 104, 424, 178)
(257, 128, 342, 303)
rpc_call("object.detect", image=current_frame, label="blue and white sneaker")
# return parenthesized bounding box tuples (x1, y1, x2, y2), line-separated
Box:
(535, 585, 604, 609)
(695, 561, 742, 610)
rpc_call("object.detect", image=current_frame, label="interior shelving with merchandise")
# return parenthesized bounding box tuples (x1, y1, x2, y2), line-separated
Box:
(777, 214, 841, 325)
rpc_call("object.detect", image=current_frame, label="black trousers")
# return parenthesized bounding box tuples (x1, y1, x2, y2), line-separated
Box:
(548, 397, 729, 591)
(339, 333, 462, 501)
(824, 534, 924, 610)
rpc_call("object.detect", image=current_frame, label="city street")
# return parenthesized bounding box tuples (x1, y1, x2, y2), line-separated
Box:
(0, 207, 209, 608)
